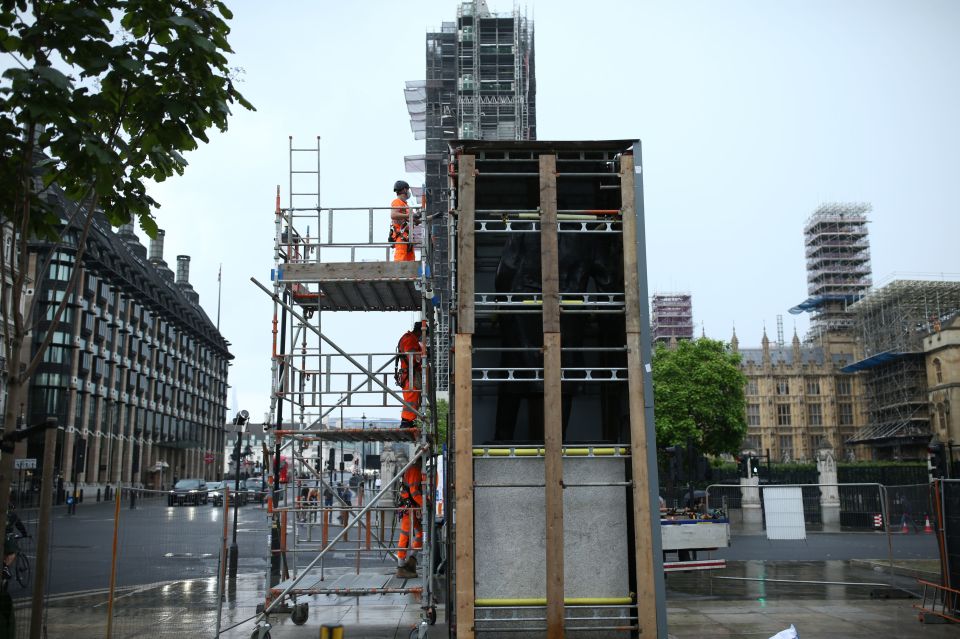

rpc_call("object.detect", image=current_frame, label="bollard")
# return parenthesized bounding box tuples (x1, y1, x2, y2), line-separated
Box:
(79, 489, 84, 503)
(96, 488, 101, 503)
(320, 625, 343, 639)
(130, 488, 137, 510)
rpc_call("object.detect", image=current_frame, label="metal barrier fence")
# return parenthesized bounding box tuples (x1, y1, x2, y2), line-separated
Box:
(704, 482, 933, 533)
(1, 486, 236, 638)
(105, 488, 226, 638)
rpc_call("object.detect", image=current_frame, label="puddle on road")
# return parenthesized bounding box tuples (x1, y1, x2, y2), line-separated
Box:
(666, 560, 915, 601)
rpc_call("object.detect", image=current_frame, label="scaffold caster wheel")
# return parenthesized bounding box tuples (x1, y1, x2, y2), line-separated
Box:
(250, 628, 271, 639)
(426, 605, 437, 625)
(291, 602, 309, 625)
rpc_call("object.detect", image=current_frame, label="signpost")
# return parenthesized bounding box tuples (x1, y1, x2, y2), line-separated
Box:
(204, 453, 215, 464)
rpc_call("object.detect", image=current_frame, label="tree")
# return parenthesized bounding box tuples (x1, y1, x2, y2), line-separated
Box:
(433, 397, 449, 447)
(651, 338, 747, 456)
(0, 0, 251, 585)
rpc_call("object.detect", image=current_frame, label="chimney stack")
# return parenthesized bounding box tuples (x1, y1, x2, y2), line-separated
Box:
(149, 229, 166, 264)
(176, 255, 191, 286)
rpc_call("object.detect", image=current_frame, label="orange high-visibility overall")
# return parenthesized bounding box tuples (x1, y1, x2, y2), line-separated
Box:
(391, 197, 415, 262)
(397, 330, 422, 422)
(397, 465, 423, 560)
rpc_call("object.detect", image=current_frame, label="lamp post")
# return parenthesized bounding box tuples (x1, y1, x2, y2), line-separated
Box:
(228, 410, 249, 581)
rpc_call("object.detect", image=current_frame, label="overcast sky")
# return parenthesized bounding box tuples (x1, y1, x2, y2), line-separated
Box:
(141, 0, 960, 422)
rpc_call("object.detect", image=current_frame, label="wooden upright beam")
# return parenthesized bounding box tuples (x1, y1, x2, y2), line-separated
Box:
(455, 153, 477, 639)
(620, 153, 659, 636)
(539, 154, 565, 638)
(457, 155, 476, 335)
(454, 334, 475, 639)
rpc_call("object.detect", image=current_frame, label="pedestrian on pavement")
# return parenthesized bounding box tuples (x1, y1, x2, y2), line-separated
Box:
(296, 485, 309, 522)
(389, 180, 419, 262)
(307, 486, 319, 523)
(323, 486, 333, 508)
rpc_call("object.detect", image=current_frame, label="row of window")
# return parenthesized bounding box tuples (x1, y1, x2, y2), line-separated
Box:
(747, 401, 855, 427)
(41, 291, 227, 382)
(745, 376, 853, 397)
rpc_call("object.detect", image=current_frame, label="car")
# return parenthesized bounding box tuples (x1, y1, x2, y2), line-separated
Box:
(208, 481, 225, 506)
(167, 478, 209, 506)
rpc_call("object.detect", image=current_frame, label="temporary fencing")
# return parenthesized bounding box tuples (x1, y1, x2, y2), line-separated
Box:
(103, 487, 227, 638)
(5, 487, 233, 638)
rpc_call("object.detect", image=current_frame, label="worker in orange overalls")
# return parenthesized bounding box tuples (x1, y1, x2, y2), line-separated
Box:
(395, 459, 424, 578)
(394, 322, 423, 428)
(389, 180, 419, 262)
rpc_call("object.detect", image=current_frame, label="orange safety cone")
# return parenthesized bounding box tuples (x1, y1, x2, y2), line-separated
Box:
(901, 515, 909, 534)
(924, 515, 934, 534)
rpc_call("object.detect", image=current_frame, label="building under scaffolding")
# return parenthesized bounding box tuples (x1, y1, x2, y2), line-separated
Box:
(844, 279, 960, 458)
(411, 0, 537, 392)
(790, 203, 872, 338)
(651, 293, 693, 344)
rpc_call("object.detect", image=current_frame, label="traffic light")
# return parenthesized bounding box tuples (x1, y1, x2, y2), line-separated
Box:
(929, 442, 948, 479)
(740, 455, 760, 478)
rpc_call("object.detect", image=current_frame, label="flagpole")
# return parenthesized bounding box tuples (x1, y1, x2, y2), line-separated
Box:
(217, 263, 222, 330)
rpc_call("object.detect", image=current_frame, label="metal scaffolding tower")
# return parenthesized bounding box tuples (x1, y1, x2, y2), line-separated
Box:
(801, 202, 872, 335)
(411, 1, 537, 394)
(245, 138, 440, 638)
(845, 279, 960, 453)
(651, 293, 693, 344)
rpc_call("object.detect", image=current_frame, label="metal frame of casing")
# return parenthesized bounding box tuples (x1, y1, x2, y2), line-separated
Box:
(450, 140, 666, 638)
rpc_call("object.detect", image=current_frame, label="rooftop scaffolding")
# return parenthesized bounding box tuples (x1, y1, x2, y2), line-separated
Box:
(651, 293, 693, 344)
(845, 278, 960, 449)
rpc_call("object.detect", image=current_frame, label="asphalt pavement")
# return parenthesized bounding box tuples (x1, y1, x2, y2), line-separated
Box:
(6, 502, 957, 637)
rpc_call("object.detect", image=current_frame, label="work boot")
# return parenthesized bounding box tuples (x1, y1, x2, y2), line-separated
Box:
(405, 555, 418, 572)
(395, 562, 417, 579)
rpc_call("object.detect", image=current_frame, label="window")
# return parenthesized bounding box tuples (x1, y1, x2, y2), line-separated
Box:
(807, 403, 822, 426)
(779, 435, 793, 459)
(745, 379, 758, 395)
(775, 377, 789, 395)
(836, 377, 852, 396)
(838, 402, 854, 426)
(805, 378, 820, 395)
(810, 435, 825, 453)
(743, 435, 761, 451)
(934, 358, 943, 384)
(747, 403, 760, 426)
(776, 403, 791, 426)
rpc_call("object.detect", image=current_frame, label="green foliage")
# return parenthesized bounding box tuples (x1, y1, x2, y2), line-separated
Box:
(651, 338, 747, 456)
(0, 1, 252, 539)
(433, 397, 449, 446)
(0, 0, 254, 237)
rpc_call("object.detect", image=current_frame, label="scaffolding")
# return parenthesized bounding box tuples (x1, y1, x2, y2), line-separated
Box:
(651, 293, 693, 344)
(802, 202, 872, 335)
(419, 1, 537, 393)
(845, 279, 960, 452)
(243, 138, 440, 639)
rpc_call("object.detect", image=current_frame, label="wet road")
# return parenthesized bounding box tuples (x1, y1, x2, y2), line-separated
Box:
(15, 497, 396, 599)
(666, 559, 924, 601)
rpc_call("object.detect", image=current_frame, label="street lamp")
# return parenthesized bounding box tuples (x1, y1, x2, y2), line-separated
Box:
(228, 410, 249, 581)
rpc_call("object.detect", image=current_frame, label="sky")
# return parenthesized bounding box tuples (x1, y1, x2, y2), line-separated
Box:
(139, 0, 960, 423)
